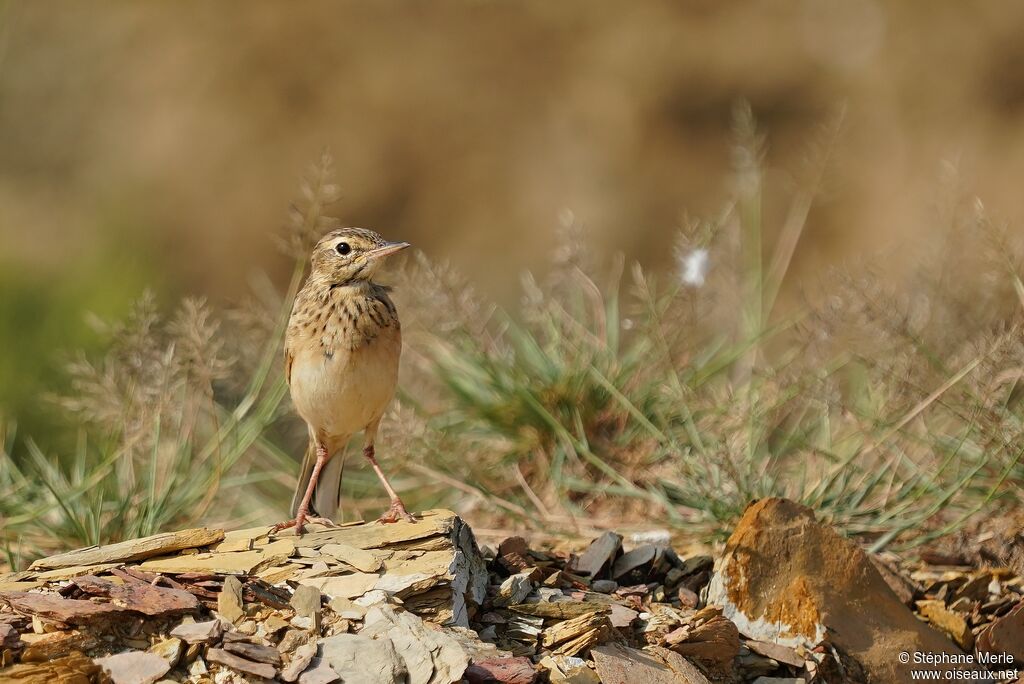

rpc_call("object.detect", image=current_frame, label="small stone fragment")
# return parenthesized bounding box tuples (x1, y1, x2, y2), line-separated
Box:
(319, 542, 385, 573)
(611, 545, 658, 582)
(360, 604, 470, 684)
(592, 643, 687, 684)
(327, 596, 366, 620)
(94, 650, 171, 684)
(494, 573, 533, 607)
(150, 637, 184, 667)
(648, 646, 712, 684)
(573, 532, 623, 579)
(509, 601, 608, 619)
(541, 654, 601, 684)
(977, 600, 1024, 661)
(218, 575, 245, 624)
(591, 580, 617, 593)
(299, 659, 341, 684)
(280, 642, 318, 682)
(670, 615, 740, 678)
(916, 599, 974, 650)
(170, 618, 224, 644)
(223, 639, 283, 665)
(464, 656, 538, 684)
(677, 586, 699, 609)
(291, 584, 322, 631)
(278, 628, 314, 653)
(264, 614, 291, 637)
(207, 647, 277, 679)
(318, 633, 407, 684)
(608, 603, 639, 629)
(187, 656, 207, 677)
(743, 639, 803, 668)
(542, 611, 614, 656)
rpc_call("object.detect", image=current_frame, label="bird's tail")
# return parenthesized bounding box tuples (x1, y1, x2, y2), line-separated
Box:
(290, 440, 345, 521)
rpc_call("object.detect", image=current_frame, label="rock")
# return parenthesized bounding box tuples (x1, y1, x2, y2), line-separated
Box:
(29, 527, 225, 570)
(743, 639, 803, 668)
(281, 642, 318, 682)
(170, 618, 224, 643)
(509, 601, 607, 619)
(187, 656, 207, 677)
(573, 532, 623, 579)
(297, 510, 489, 627)
(299, 659, 340, 684)
(223, 639, 283, 666)
(669, 615, 739, 677)
(592, 643, 702, 684)
(319, 543, 384, 573)
(360, 604, 470, 684)
(677, 587, 699, 609)
(317, 633, 407, 684)
(540, 654, 601, 684)
(751, 678, 805, 684)
(591, 580, 617, 593)
(206, 647, 277, 679)
(71, 575, 200, 617)
(0, 623, 22, 654)
(611, 545, 658, 582)
(648, 647, 712, 684)
(707, 497, 978, 682)
(18, 630, 99, 662)
(138, 538, 295, 575)
(954, 572, 993, 602)
(0, 591, 124, 624)
(0, 653, 101, 682)
(916, 599, 974, 650)
(150, 637, 184, 667)
(94, 651, 171, 684)
(291, 584, 323, 631)
(279, 628, 314, 652)
(869, 555, 918, 606)
(498, 537, 530, 558)
(542, 611, 614, 656)
(494, 573, 533, 607)
(218, 575, 245, 624)
(327, 596, 366, 620)
(464, 656, 538, 683)
(977, 599, 1024, 661)
(608, 603, 639, 629)
(264, 614, 291, 637)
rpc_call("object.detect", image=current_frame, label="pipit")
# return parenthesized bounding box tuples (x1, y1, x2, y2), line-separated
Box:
(274, 227, 414, 535)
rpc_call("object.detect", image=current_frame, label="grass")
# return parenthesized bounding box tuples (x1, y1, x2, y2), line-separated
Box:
(3, 111, 1024, 569)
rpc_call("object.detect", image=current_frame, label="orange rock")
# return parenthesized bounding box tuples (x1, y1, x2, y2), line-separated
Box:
(707, 498, 979, 682)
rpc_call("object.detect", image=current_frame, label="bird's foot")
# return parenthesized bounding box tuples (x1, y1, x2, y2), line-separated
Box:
(270, 514, 336, 536)
(377, 499, 417, 524)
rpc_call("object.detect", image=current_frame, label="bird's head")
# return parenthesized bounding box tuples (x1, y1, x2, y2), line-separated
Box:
(309, 227, 410, 285)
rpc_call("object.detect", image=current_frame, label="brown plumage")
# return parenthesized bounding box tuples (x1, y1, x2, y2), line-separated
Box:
(275, 227, 414, 535)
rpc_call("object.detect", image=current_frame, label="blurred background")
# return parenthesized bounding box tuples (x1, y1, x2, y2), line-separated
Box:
(5, 2, 1024, 564)
(5, 0, 1024, 432)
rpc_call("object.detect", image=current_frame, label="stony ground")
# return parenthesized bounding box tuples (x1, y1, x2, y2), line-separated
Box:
(0, 500, 1021, 683)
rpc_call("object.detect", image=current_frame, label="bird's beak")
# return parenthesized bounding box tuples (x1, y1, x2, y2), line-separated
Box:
(366, 241, 411, 260)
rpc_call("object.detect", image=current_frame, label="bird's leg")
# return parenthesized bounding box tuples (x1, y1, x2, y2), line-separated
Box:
(272, 442, 335, 535)
(364, 444, 415, 523)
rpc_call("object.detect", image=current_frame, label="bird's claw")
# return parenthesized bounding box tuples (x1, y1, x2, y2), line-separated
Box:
(377, 500, 417, 524)
(270, 514, 336, 536)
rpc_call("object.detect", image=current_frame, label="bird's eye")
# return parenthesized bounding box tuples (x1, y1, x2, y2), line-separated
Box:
(336, 242, 351, 255)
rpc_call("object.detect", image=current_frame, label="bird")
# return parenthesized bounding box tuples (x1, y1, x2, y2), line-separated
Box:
(274, 227, 415, 535)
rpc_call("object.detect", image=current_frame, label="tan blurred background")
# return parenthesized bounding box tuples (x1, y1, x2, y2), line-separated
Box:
(3, 0, 1024, 431)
